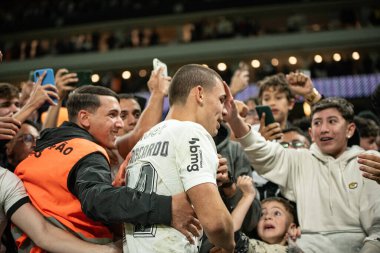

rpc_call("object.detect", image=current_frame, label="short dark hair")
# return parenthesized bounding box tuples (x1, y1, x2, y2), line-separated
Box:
(66, 85, 119, 122)
(168, 64, 223, 106)
(283, 126, 311, 146)
(261, 197, 298, 225)
(24, 119, 41, 132)
(357, 110, 380, 126)
(311, 97, 355, 123)
(282, 127, 306, 136)
(0, 83, 19, 100)
(118, 93, 147, 110)
(257, 73, 294, 103)
(354, 116, 380, 138)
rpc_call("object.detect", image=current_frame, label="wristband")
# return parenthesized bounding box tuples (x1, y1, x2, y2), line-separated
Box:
(305, 88, 321, 105)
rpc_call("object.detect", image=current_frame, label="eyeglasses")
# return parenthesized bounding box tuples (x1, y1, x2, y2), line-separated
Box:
(17, 134, 39, 145)
(280, 140, 306, 149)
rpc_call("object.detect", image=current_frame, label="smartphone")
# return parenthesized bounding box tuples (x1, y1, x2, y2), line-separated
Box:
(33, 68, 57, 104)
(255, 105, 275, 126)
(153, 58, 168, 77)
(70, 70, 93, 87)
(33, 68, 55, 86)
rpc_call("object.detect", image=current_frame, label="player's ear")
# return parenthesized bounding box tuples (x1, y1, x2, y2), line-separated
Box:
(194, 85, 204, 105)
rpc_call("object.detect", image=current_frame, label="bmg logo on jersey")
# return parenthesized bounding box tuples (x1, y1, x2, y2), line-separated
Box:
(187, 138, 203, 172)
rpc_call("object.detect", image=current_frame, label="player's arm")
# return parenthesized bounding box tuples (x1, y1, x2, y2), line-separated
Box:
(187, 183, 235, 252)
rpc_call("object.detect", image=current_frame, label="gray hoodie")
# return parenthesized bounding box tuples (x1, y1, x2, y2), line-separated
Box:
(238, 129, 380, 253)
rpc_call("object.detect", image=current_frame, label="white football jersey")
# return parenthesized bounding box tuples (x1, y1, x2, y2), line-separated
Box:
(123, 120, 218, 253)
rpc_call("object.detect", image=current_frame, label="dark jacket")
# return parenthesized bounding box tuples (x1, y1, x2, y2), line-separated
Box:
(213, 123, 261, 233)
(34, 121, 171, 226)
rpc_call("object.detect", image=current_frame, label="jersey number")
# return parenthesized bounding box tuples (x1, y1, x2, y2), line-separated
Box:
(132, 163, 158, 237)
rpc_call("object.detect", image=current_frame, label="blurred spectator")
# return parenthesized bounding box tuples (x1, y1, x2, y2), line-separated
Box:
(354, 116, 380, 151)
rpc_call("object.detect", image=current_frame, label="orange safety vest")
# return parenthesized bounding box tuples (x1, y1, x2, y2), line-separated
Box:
(14, 138, 113, 252)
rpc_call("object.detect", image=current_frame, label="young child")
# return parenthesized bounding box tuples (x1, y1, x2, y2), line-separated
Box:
(210, 182, 302, 253)
(225, 95, 380, 252)
(257, 73, 295, 132)
(252, 197, 299, 252)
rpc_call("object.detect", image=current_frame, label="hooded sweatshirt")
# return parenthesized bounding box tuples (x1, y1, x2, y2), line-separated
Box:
(213, 123, 261, 233)
(238, 129, 380, 253)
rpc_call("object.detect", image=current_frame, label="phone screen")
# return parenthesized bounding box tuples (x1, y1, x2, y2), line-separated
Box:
(75, 70, 93, 87)
(33, 68, 55, 86)
(33, 68, 57, 104)
(153, 58, 168, 77)
(255, 105, 275, 126)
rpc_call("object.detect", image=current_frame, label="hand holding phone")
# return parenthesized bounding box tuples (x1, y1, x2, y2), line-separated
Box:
(153, 58, 168, 77)
(255, 105, 275, 126)
(33, 68, 55, 86)
(73, 70, 93, 87)
(256, 105, 282, 141)
(31, 68, 59, 106)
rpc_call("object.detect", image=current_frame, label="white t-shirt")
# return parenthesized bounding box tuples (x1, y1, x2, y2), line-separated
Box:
(0, 167, 28, 253)
(123, 120, 218, 253)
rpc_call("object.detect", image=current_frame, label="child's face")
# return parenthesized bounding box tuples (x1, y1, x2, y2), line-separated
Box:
(257, 201, 293, 245)
(261, 87, 293, 126)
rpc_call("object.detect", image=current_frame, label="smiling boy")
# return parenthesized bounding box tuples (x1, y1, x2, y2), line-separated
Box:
(225, 96, 380, 253)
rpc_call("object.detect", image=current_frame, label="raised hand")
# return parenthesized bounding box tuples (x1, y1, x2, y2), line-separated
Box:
(222, 81, 239, 123)
(0, 116, 21, 140)
(28, 71, 59, 108)
(55, 69, 77, 101)
(217, 155, 229, 186)
(258, 113, 283, 141)
(234, 100, 249, 118)
(236, 175, 256, 198)
(286, 71, 314, 97)
(230, 69, 250, 96)
(222, 81, 250, 138)
(148, 67, 171, 96)
(171, 192, 202, 244)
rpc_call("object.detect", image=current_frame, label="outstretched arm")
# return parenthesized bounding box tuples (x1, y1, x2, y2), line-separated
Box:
(229, 176, 256, 232)
(117, 67, 171, 158)
(11, 203, 121, 253)
(13, 71, 59, 123)
(223, 82, 250, 138)
(286, 71, 322, 105)
(229, 69, 250, 96)
(43, 68, 76, 129)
